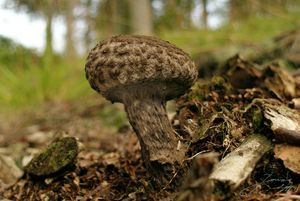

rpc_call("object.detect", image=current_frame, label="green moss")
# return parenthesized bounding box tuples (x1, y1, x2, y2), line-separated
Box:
(212, 181, 231, 200)
(211, 76, 232, 94)
(188, 80, 208, 101)
(244, 104, 264, 130)
(252, 107, 263, 130)
(188, 76, 233, 102)
(24, 137, 79, 176)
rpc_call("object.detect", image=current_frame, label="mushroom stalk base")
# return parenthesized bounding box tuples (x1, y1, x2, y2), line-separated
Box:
(124, 97, 186, 184)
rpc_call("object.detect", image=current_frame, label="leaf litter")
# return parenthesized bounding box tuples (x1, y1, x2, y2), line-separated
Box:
(1, 30, 300, 200)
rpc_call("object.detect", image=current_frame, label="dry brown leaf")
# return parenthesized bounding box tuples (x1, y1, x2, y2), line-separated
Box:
(274, 144, 300, 174)
(263, 65, 296, 100)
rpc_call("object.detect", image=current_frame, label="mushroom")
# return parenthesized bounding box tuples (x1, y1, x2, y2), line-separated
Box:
(85, 35, 197, 184)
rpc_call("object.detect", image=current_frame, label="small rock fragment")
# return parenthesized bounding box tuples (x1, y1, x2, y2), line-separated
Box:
(24, 136, 79, 176)
(27, 131, 54, 145)
(0, 154, 23, 187)
(291, 98, 300, 109)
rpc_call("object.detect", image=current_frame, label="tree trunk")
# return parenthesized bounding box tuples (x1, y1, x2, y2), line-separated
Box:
(118, 0, 131, 34)
(108, 0, 118, 35)
(229, 0, 254, 22)
(182, 0, 193, 29)
(43, 6, 54, 67)
(65, 0, 77, 62)
(166, 0, 180, 29)
(84, 0, 93, 52)
(201, 0, 208, 29)
(129, 0, 153, 35)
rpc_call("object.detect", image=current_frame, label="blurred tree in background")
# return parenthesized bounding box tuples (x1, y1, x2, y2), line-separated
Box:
(9, 0, 61, 67)
(200, 0, 208, 29)
(9, 0, 80, 65)
(154, 0, 195, 30)
(0, 0, 299, 110)
(129, 0, 153, 35)
(95, 0, 131, 38)
(228, 0, 292, 23)
(4, 0, 299, 59)
(63, 0, 77, 64)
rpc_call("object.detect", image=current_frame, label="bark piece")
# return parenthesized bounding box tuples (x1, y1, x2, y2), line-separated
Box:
(209, 134, 272, 195)
(258, 99, 300, 145)
(274, 144, 300, 175)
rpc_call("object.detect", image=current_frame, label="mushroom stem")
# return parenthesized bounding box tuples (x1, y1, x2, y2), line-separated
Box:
(124, 96, 186, 176)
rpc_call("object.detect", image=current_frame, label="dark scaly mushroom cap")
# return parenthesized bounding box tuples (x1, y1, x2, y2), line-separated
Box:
(85, 35, 198, 102)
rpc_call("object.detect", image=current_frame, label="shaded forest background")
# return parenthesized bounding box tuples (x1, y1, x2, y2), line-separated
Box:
(0, 0, 299, 119)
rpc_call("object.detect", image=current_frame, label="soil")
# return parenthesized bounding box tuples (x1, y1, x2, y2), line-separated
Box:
(1, 29, 300, 201)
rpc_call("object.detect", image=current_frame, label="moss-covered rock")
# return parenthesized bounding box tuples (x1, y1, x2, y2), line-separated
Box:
(24, 136, 79, 176)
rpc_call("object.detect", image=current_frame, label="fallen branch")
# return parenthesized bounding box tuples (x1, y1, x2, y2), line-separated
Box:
(209, 134, 272, 197)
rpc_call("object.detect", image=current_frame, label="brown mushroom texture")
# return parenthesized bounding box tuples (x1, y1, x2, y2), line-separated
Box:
(85, 35, 198, 186)
(85, 35, 197, 102)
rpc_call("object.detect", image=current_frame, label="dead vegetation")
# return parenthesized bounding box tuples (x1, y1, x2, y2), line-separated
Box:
(1, 29, 300, 200)
(175, 54, 300, 200)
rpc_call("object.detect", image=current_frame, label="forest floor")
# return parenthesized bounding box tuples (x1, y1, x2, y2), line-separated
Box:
(1, 29, 300, 201)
